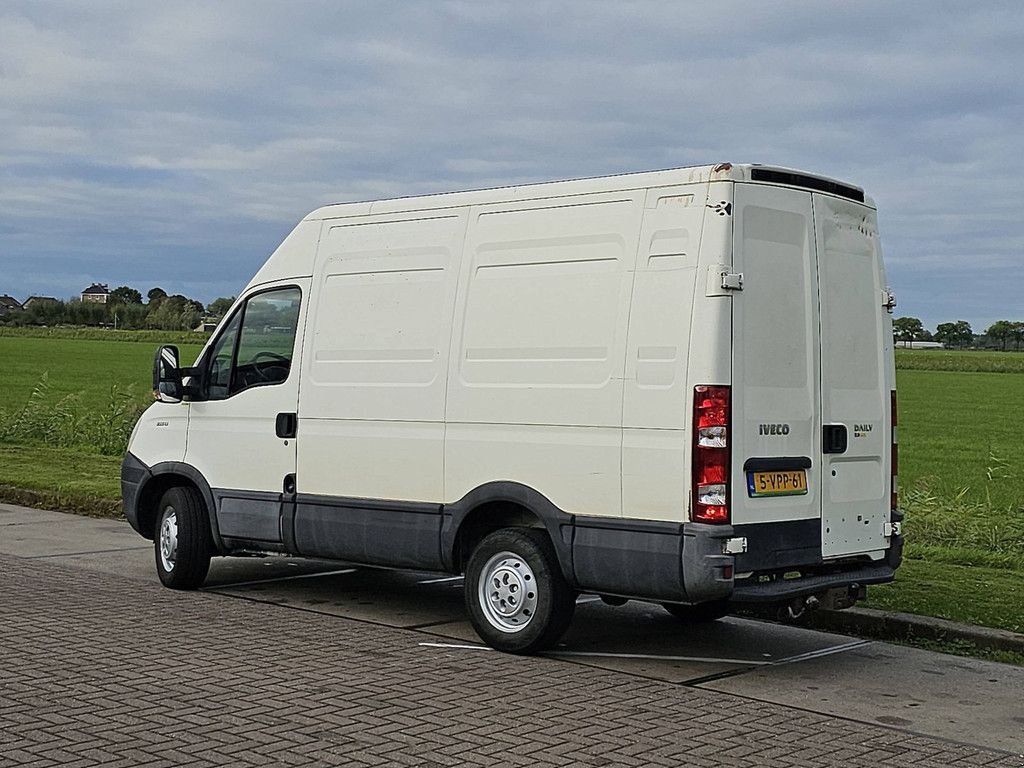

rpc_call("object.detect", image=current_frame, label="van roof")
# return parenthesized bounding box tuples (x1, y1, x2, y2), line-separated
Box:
(306, 163, 874, 220)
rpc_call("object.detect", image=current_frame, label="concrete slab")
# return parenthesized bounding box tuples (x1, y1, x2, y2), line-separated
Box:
(538, 599, 855, 684)
(704, 640, 1024, 753)
(0, 503, 144, 558)
(208, 566, 467, 629)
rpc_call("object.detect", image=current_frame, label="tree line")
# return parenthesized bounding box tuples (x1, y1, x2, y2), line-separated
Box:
(0, 287, 235, 331)
(893, 317, 1024, 350)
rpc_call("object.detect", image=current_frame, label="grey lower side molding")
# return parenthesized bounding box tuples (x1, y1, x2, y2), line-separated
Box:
(730, 563, 895, 603)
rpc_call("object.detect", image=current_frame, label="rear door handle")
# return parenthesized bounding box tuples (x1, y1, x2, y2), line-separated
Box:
(276, 412, 297, 439)
(823, 424, 847, 454)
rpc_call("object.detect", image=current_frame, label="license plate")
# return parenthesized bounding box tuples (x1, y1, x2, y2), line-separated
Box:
(747, 470, 808, 497)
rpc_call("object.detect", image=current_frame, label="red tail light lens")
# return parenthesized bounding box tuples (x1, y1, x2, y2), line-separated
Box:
(693, 385, 730, 523)
(890, 390, 898, 511)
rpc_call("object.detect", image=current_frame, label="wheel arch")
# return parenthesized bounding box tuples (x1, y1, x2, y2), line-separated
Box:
(137, 462, 223, 553)
(443, 481, 576, 587)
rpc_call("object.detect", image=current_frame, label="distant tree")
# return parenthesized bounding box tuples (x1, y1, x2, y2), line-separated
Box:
(147, 287, 168, 304)
(144, 293, 205, 330)
(986, 320, 1014, 351)
(67, 298, 107, 327)
(207, 296, 235, 317)
(893, 317, 925, 347)
(109, 286, 143, 305)
(23, 299, 66, 327)
(1011, 322, 1024, 352)
(934, 320, 973, 349)
(116, 302, 149, 330)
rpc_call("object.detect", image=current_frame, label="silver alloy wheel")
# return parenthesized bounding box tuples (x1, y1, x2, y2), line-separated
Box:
(477, 550, 539, 633)
(159, 507, 178, 573)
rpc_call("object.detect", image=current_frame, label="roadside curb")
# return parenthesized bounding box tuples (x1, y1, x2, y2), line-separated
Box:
(0, 485, 121, 519)
(805, 605, 1024, 655)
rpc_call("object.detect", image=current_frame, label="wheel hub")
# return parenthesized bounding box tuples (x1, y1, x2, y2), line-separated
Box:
(159, 508, 178, 572)
(478, 552, 539, 633)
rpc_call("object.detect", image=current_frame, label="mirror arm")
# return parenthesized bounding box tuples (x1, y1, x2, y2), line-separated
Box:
(180, 366, 203, 400)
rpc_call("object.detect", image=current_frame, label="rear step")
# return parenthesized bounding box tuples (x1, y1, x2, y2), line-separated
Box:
(729, 563, 895, 603)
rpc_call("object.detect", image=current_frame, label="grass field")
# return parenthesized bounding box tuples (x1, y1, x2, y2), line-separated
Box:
(0, 335, 205, 405)
(1, 330, 1023, 640)
(895, 347, 1024, 373)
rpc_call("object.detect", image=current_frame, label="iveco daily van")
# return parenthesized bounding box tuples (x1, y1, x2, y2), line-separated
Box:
(122, 164, 902, 653)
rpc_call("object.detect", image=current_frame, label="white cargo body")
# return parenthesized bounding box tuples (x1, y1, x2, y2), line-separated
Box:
(123, 164, 902, 653)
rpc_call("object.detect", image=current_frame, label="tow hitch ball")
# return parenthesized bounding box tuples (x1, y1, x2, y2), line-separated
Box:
(780, 584, 866, 622)
(782, 594, 819, 621)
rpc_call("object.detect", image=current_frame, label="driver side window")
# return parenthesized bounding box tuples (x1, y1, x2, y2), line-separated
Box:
(203, 286, 302, 401)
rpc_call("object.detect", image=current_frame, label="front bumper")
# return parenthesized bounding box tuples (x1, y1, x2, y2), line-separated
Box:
(120, 452, 152, 536)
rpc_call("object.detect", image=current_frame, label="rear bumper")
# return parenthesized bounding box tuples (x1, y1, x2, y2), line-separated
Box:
(730, 561, 896, 603)
(729, 511, 904, 604)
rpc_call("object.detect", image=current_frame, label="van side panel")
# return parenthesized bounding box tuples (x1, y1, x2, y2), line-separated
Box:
(678, 180, 738, 518)
(297, 212, 468, 504)
(247, 219, 324, 287)
(684, 180, 736, 391)
(445, 193, 644, 517)
(620, 184, 707, 522)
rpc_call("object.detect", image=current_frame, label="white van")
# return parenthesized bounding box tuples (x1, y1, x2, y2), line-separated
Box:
(122, 164, 902, 653)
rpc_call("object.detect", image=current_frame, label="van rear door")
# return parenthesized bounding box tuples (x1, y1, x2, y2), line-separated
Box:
(730, 183, 889, 570)
(730, 185, 822, 571)
(813, 194, 890, 559)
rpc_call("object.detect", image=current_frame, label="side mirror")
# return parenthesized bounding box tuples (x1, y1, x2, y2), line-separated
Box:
(153, 345, 183, 402)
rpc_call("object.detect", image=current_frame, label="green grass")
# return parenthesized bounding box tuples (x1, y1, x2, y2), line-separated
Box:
(0, 335, 204, 405)
(0, 335, 204, 455)
(864, 558, 1024, 634)
(0, 444, 122, 516)
(897, 368, 1024, 513)
(0, 325, 211, 345)
(896, 348, 1024, 373)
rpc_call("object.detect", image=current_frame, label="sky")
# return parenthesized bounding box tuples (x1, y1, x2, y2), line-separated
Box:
(1, 1, 1022, 332)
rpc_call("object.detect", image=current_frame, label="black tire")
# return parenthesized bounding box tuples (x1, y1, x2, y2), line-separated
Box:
(661, 599, 731, 623)
(464, 528, 576, 654)
(154, 486, 211, 589)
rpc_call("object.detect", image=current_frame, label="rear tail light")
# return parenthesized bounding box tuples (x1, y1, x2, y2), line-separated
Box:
(890, 390, 898, 511)
(693, 385, 731, 523)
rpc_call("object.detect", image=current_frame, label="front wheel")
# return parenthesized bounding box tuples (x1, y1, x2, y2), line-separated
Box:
(154, 486, 211, 589)
(464, 528, 576, 654)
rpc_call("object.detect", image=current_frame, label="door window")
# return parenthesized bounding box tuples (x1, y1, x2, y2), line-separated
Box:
(206, 312, 242, 400)
(203, 286, 302, 400)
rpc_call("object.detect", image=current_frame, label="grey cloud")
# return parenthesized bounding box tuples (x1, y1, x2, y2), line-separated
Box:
(0, 0, 1022, 331)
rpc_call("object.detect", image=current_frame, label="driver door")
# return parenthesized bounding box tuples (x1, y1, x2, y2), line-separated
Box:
(185, 281, 309, 546)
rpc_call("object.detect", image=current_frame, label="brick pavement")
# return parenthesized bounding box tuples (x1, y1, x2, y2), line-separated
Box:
(0, 552, 1020, 768)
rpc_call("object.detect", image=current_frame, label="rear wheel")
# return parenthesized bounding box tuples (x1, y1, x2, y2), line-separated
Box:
(465, 528, 575, 654)
(661, 599, 731, 623)
(154, 486, 211, 589)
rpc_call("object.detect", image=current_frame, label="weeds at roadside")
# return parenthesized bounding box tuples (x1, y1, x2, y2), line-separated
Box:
(0, 374, 147, 456)
(900, 461, 1024, 571)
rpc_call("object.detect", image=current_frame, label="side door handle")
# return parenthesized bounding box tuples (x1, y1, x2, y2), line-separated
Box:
(276, 412, 297, 439)
(823, 424, 847, 454)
